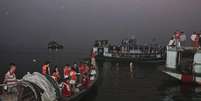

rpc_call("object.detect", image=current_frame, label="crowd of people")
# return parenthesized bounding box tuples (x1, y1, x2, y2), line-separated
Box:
(168, 31, 201, 49)
(42, 62, 97, 97)
(2, 56, 97, 97)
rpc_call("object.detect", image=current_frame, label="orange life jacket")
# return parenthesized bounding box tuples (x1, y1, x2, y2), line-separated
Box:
(70, 70, 77, 81)
(175, 32, 181, 40)
(64, 66, 70, 78)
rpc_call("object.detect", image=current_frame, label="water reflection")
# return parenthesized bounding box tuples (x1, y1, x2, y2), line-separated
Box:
(161, 84, 201, 101)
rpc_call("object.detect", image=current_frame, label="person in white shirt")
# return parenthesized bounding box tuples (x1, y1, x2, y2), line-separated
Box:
(4, 63, 17, 93)
(168, 37, 176, 48)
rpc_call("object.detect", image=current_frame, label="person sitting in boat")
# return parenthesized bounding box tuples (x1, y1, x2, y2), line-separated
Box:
(51, 66, 60, 82)
(63, 64, 71, 79)
(42, 62, 50, 75)
(73, 63, 80, 75)
(90, 65, 96, 81)
(79, 63, 85, 83)
(3, 63, 17, 93)
(81, 73, 90, 89)
(168, 37, 176, 48)
(69, 67, 77, 93)
(61, 78, 72, 97)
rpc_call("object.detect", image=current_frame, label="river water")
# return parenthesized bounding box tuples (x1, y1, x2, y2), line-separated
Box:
(0, 49, 201, 101)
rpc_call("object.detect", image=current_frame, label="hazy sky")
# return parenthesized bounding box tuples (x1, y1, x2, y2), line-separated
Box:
(0, 0, 201, 50)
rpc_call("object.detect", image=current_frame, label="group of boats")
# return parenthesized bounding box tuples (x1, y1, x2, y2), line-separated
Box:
(92, 38, 166, 63)
(1, 34, 201, 101)
(0, 60, 98, 101)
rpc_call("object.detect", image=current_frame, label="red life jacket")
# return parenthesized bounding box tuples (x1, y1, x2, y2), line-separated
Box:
(79, 64, 85, 74)
(64, 66, 70, 78)
(175, 32, 181, 40)
(62, 82, 71, 96)
(91, 52, 96, 58)
(70, 70, 77, 81)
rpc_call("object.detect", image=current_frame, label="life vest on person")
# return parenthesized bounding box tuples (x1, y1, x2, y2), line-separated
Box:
(175, 32, 181, 40)
(79, 64, 85, 74)
(62, 82, 71, 97)
(91, 52, 96, 59)
(70, 70, 77, 81)
(4, 71, 16, 85)
(64, 66, 70, 79)
(42, 64, 49, 75)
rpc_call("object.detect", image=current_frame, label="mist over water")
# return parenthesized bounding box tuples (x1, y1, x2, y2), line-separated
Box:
(0, 0, 201, 101)
(1, 0, 201, 50)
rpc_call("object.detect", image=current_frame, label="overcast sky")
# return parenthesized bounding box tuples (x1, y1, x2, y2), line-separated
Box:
(0, 0, 201, 50)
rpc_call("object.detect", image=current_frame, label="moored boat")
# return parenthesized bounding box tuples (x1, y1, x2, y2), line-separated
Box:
(93, 39, 166, 63)
(162, 46, 201, 84)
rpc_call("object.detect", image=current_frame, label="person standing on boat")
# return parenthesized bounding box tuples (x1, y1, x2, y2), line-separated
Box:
(42, 62, 50, 75)
(168, 37, 176, 48)
(62, 78, 72, 97)
(51, 66, 60, 82)
(63, 64, 71, 79)
(69, 67, 77, 93)
(191, 32, 200, 49)
(174, 31, 182, 48)
(4, 63, 17, 93)
(90, 65, 96, 81)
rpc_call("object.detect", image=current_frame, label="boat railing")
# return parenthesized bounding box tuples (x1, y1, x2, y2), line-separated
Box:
(0, 80, 40, 101)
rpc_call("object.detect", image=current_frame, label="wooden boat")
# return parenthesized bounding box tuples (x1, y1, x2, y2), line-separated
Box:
(0, 66, 99, 101)
(162, 46, 201, 84)
(61, 66, 99, 101)
(92, 39, 165, 63)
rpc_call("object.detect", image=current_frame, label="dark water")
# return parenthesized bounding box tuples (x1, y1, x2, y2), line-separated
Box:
(82, 63, 201, 101)
(1, 49, 201, 101)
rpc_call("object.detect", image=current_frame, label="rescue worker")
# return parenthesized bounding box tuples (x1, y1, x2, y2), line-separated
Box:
(4, 63, 17, 93)
(62, 78, 72, 97)
(51, 66, 60, 82)
(63, 64, 71, 79)
(42, 62, 50, 75)
(69, 67, 77, 92)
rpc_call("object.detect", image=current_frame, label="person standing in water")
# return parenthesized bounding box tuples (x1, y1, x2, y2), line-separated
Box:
(4, 63, 17, 93)
(129, 61, 134, 73)
(91, 51, 96, 66)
